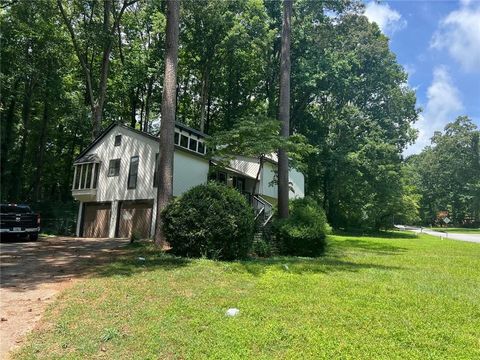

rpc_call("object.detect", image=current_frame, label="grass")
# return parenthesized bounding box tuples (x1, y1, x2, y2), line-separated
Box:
(430, 227, 480, 234)
(14, 232, 480, 359)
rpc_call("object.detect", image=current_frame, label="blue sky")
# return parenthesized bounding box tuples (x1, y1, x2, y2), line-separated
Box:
(362, 0, 480, 154)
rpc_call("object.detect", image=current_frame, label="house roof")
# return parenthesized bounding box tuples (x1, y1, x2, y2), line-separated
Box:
(75, 121, 208, 162)
(210, 160, 257, 180)
(74, 153, 100, 164)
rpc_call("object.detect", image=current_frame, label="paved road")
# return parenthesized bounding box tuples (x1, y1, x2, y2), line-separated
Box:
(401, 227, 480, 244)
(0, 236, 129, 359)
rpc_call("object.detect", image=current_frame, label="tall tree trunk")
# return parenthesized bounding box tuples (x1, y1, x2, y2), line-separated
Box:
(199, 65, 209, 132)
(144, 77, 153, 132)
(33, 78, 50, 201)
(155, 0, 180, 246)
(57, 0, 138, 139)
(252, 155, 265, 196)
(130, 88, 138, 128)
(15, 77, 35, 201)
(0, 85, 18, 188)
(205, 91, 212, 133)
(277, 0, 292, 219)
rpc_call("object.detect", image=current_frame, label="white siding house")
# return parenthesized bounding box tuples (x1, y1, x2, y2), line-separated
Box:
(72, 122, 304, 238)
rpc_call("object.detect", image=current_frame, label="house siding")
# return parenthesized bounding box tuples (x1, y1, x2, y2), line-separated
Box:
(260, 161, 305, 204)
(73, 123, 305, 238)
(173, 151, 209, 196)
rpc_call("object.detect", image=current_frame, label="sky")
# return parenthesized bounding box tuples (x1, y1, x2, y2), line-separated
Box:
(362, 0, 480, 155)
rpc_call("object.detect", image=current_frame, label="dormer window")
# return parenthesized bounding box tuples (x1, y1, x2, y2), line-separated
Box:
(180, 134, 189, 148)
(175, 127, 206, 155)
(114, 135, 122, 146)
(198, 142, 205, 154)
(189, 138, 198, 151)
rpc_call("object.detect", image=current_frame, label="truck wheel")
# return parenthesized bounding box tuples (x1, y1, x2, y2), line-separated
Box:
(30, 233, 39, 241)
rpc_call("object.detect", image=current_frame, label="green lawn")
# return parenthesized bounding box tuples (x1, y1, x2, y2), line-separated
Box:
(15, 233, 480, 359)
(430, 227, 480, 234)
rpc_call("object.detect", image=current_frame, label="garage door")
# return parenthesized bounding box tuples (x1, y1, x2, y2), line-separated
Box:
(118, 200, 153, 239)
(82, 203, 111, 238)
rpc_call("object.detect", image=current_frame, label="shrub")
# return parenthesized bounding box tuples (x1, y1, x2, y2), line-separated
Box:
(251, 238, 273, 258)
(161, 182, 255, 260)
(273, 197, 330, 257)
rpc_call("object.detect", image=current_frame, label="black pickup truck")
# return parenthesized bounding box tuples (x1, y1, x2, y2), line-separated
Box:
(0, 204, 40, 240)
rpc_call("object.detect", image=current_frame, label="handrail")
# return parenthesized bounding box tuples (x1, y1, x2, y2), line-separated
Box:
(254, 207, 265, 221)
(252, 195, 274, 227)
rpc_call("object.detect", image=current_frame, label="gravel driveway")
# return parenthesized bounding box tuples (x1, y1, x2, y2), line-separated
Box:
(0, 236, 129, 359)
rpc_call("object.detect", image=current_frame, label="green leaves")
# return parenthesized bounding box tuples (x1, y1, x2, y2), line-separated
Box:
(409, 116, 480, 225)
(207, 115, 315, 172)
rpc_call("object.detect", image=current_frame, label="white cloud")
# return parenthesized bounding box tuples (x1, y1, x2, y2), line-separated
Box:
(405, 67, 464, 155)
(431, 4, 480, 72)
(364, 1, 406, 35)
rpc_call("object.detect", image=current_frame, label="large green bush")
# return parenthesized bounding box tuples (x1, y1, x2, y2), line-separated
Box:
(273, 197, 330, 257)
(161, 182, 255, 260)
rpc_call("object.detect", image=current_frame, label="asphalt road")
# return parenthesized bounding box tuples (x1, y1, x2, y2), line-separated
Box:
(400, 227, 480, 244)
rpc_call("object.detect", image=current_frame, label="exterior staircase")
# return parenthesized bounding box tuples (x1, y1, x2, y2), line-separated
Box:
(252, 195, 274, 227)
(251, 195, 277, 255)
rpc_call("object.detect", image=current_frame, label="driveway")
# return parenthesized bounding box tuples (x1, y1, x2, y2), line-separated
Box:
(0, 236, 129, 359)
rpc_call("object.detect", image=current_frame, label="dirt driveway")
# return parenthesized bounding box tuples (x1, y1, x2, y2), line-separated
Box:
(0, 236, 129, 359)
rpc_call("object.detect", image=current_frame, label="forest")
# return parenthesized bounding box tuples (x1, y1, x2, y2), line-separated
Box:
(1, 0, 479, 231)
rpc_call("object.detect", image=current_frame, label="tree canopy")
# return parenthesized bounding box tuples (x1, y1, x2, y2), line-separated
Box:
(5, 0, 477, 230)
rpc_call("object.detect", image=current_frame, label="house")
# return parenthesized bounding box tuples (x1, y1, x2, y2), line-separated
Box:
(72, 122, 304, 238)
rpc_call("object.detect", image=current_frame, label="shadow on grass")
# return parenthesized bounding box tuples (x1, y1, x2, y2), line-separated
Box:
(333, 230, 418, 239)
(231, 256, 402, 277)
(92, 240, 404, 280)
(94, 241, 191, 278)
(332, 239, 408, 255)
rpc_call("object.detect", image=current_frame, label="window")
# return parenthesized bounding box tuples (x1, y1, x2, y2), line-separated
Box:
(92, 164, 99, 188)
(108, 159, 120, 177)
(233, 177, 245, 192)
(153, 153, 159, 187)
(73, 163, 100, 190)
(174, 132, 180, 145)
(74, 166, 81, 189)
(189, 138, 198, 151)
(127, 156, 139, 189)
(84, 163, 93, 189)
(180, 134, 189, 148)
(114, 135, 122, 146)
(198, 142, 205, 154)
(218, 172, 227, 184)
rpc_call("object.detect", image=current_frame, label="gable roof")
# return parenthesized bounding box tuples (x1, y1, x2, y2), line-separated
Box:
(75, 122, 208, 162)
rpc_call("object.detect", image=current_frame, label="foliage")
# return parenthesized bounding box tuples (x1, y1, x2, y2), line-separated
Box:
(273, 197, 330, 257)
(14, 233, 480, 359)
(251, 237, 273, 258)
(207, 115, 315, 173)
(408, 117, 480, 226)
(293, 12, 419, 230)
(1, 0, 427, 234)
(161, 182, 255, 260)
(30, 201, 78, 236)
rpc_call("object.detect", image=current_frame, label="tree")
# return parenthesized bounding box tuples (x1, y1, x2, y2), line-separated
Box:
(277, 0, 292, 219)
(291, 11, 418, 229)
(155, 0, 180, 246)
(409, 117, 480, 226)
(57, 0, 138, 138)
